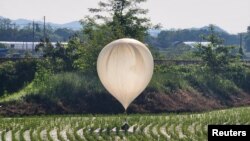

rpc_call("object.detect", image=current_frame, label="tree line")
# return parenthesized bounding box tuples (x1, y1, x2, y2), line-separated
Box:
(0, 18, 76, 42)
(146, 28, 242, 49)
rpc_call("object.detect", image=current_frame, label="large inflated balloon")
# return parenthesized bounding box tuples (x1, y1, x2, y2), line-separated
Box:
(97, 38, 154, 110)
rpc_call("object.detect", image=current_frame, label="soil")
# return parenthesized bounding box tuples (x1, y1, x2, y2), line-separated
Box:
(0, 90, 250, 116)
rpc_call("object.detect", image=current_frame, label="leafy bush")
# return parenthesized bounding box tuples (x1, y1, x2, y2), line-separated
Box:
(38, 72, 104, 101)
(224, 64, 250, 92)
(148, 65, 192, 93)
(0, 60, 37, 96)
(26, 72, 124, 113)
(195, 25, 242, 73)
(151, 64, 245, 97)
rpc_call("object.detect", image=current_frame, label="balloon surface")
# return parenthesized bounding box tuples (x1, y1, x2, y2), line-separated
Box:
(97, 38, 154, 110)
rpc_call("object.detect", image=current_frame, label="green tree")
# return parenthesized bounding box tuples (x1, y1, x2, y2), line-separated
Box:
(72, 23, 115, 72)
(54, 28, 75, 41)
(87, 0, 153, 41)
(245, 26, 250, 52)
(35, 38, 54, 58)
(74, 0, 155, 72)
(196, 25, 239, 73)
(35, 38, 78, 71)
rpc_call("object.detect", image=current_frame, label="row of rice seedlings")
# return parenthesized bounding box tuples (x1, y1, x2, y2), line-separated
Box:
(11, 129, 17, 141)
(99, 126, 110, 140)
(30, 129, 38, 141)
(0, 107, 249, 140)
(57, 128, 66, 141)
(156, 120, 166, 140)
(73, 126, 84, 141)
(83, 128, 96, 141)
(36, 127, 43, 141)
(169, 122, 180, 140)
(47, 127, 54, 141)
(1, 131, 6, 141)
(65, 129, 73, 141)
(159, 123, 169, 140)
(19, 128, 26, 141)
(149, 122, 158, 140)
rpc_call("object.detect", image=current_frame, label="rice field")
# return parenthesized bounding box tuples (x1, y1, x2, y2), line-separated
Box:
(0, 107, 249, 141)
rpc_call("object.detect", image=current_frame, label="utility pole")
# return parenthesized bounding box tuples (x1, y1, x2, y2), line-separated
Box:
(10, 24, 14, 41)
(43, 16, 46, 41)
(240, 33, 242, 49)
(32, 20, 35, 50)
(239, 33, 244, 58)
(13, 24, 16, 42)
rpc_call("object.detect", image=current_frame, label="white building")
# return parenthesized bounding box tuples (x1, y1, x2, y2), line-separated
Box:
(183, 41, 210, 48)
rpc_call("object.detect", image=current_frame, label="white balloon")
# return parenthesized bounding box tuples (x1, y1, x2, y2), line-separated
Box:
(97, 38, 154, 110)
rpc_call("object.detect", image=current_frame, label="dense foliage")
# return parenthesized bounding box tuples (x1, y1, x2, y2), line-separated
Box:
(87, 0, 154, 41)
(195, 25, 243, 73)
(1, 62, 250, 114)
(75, 0, 155, 72)
(0, 60, 37, 96)
(35, 0, 154, 73)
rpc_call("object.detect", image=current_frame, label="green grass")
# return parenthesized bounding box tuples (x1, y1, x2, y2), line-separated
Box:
(0, 72, 104, 103)
(0, 82, 38, 103)
(0, 107, 249, 141)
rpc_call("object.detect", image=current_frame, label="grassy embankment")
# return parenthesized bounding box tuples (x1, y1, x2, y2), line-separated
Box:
(0, 62, 250, 114)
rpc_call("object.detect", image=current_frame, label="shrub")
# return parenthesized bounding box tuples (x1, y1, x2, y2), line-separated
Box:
(0, 60, 37, 96)
(38, 72, 104, 101)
